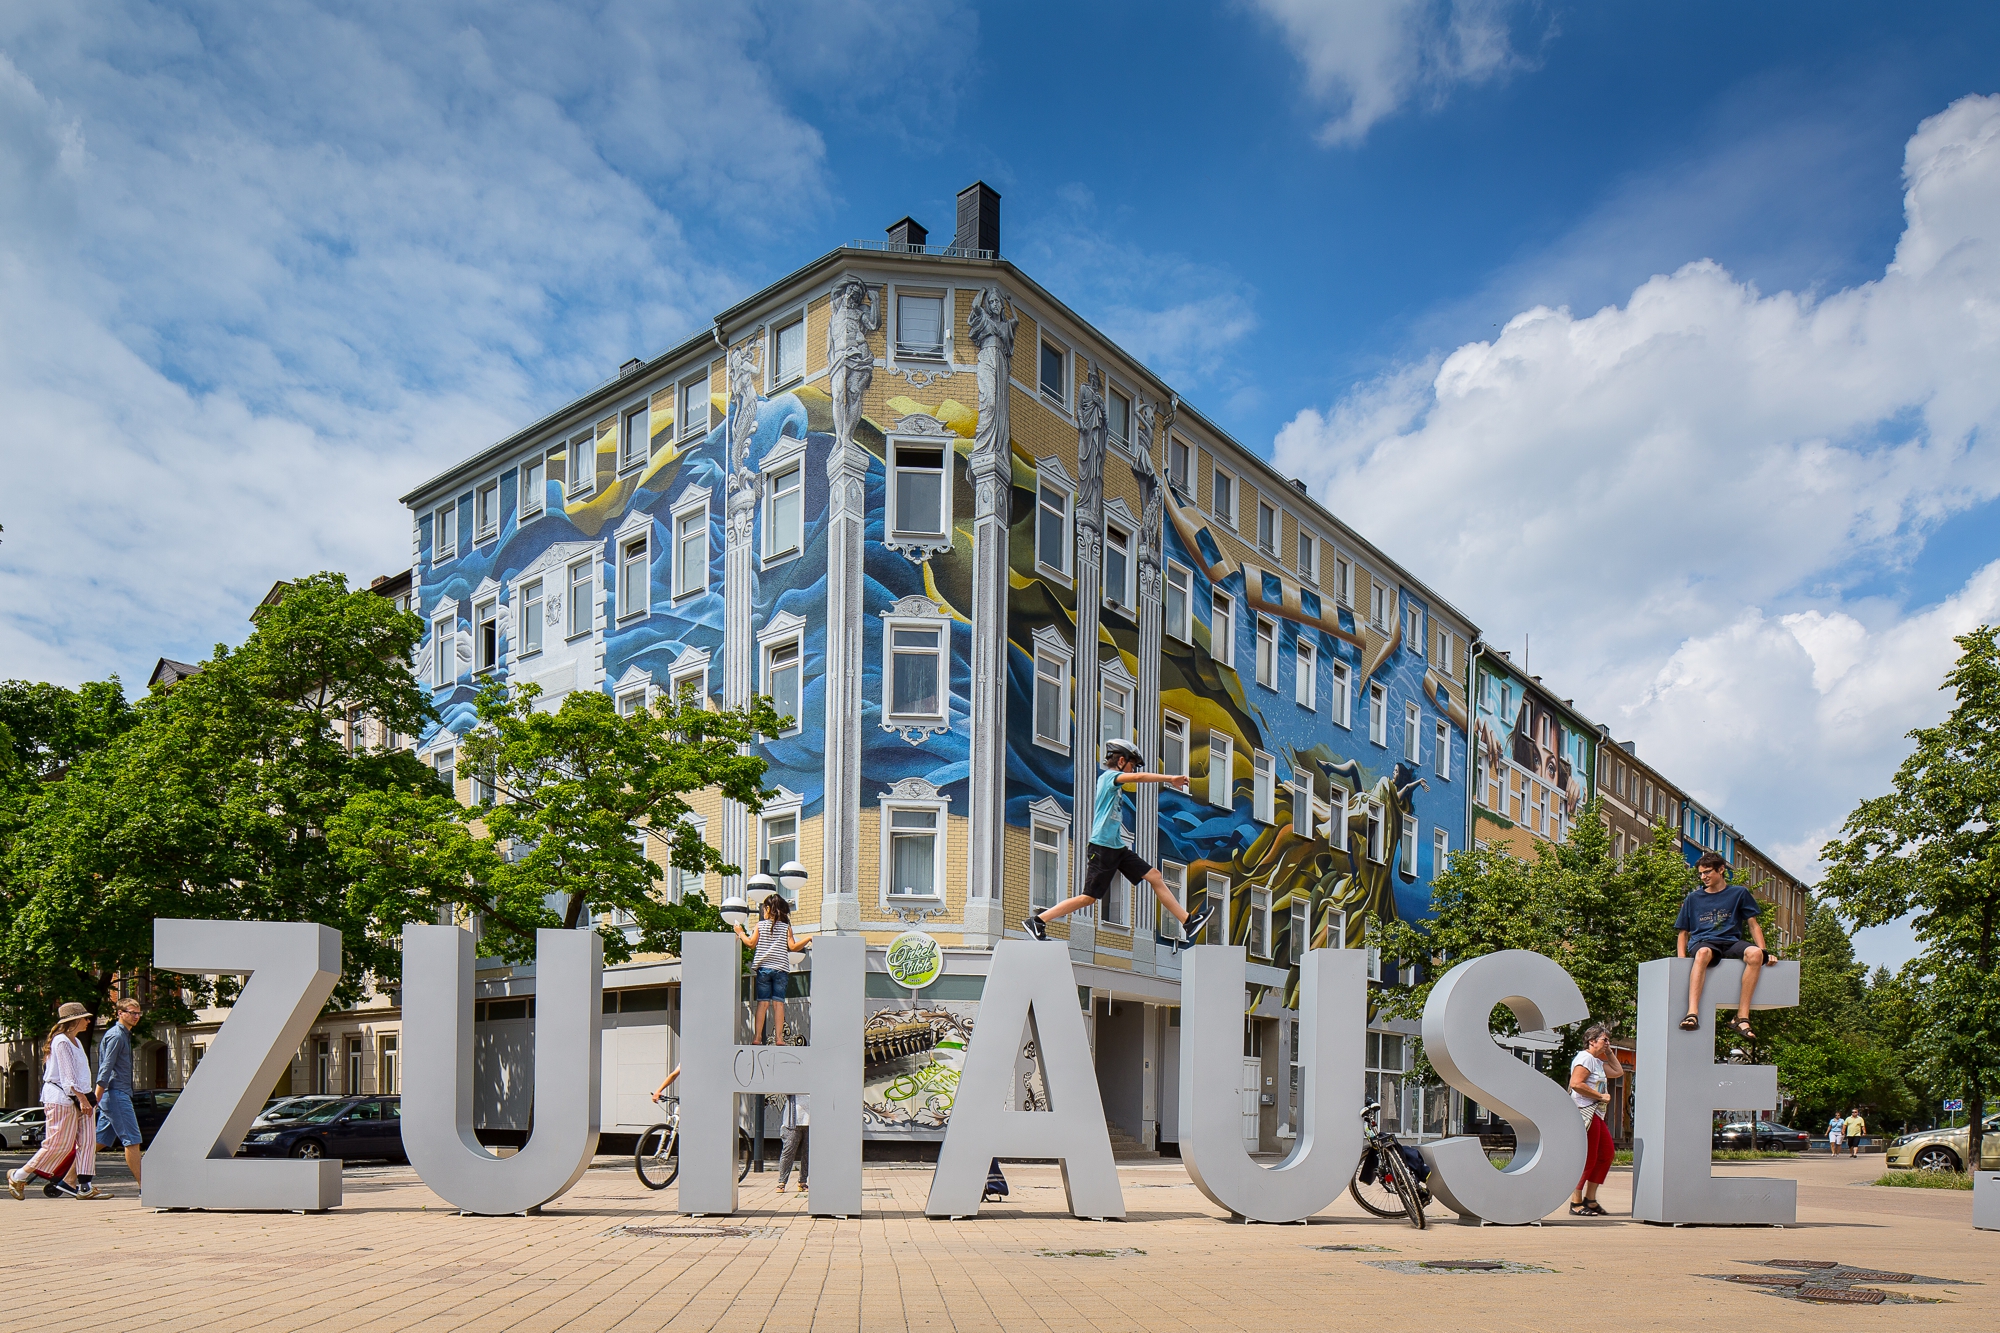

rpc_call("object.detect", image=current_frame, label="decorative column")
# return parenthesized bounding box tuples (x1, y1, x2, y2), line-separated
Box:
(721, 335, 764, 901)
(820, 276, 880, 932)
(1130, 399, 1170, 964)
(1070, 363, 1107, 960)
(963, 287, 1017, 947)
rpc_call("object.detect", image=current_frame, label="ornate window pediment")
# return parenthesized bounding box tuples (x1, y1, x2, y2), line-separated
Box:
(515, 539, 601, 584)
(878, 596, 952, 744)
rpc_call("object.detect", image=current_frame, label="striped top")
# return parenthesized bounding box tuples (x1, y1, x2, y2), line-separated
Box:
(753, 919, 793, 972)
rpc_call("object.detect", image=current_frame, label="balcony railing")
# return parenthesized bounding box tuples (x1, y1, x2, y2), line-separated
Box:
(845, 238, 997, 261)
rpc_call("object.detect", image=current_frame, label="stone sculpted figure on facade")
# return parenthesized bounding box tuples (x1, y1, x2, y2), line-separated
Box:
(1131, 399, 1165, 582)
(967, 287, 1017, 466)
(1075, 360, 1106, 534)
(827, 277, 880, 455)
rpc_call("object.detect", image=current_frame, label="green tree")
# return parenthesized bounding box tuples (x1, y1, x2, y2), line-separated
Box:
(329, 679, 780, 968)
(1865, 962, 1936, 1131)
(1820, 624, 2000, 1166)
(1759, 906, 1912, 1131)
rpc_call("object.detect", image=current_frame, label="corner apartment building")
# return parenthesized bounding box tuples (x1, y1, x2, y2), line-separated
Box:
(1594, 733, 1685, 861)
(1468, 647, 1598, 857)
(395, 184, 1476, 1152)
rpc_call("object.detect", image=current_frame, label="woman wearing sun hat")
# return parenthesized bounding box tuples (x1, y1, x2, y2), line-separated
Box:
(7, 1003, 106, 1200)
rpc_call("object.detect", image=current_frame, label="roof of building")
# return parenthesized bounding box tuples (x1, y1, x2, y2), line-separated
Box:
(148, 658, 200, 690)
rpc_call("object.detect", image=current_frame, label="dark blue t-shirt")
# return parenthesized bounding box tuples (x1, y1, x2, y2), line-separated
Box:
(1675, 884, 1760, 948)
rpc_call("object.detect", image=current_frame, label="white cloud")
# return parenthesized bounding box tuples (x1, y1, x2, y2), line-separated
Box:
(0, 0, 971, 686)
(1249, 0, 1540, 145)
(1275, 96, 2000, 957)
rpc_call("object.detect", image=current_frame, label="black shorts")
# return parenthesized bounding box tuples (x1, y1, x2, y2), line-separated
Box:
(1691, 938, 1753, 966)
(1084, 844, 1154, 901)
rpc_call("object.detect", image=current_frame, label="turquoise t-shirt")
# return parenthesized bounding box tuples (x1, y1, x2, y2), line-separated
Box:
(1091, 768, 1127, 847)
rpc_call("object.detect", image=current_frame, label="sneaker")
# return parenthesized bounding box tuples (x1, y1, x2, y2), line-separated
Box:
(47, 1181, 79, 1199)
(7, 1173, 23, 1202)
(1182, 901, 1212, 941)
(1022, 915, 1048, 941)
(74, 1185, 110, 1200)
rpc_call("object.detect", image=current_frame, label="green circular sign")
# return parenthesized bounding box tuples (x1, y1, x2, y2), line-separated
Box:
(885, 930, 944, 991)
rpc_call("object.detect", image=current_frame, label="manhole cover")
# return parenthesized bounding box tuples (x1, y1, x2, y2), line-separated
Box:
(1728, 1275, 1806, 1288)
(1701, 1261, 1967, 1305)
(1310, 1244, 1396, 1253)
(1840, 1271, 1915, 1283)
(1366, 1259, 1554, 1276)
(1421, 1260, 1504, 1271)
(1036, 1248, 1145, 1259)
(1765, 1260, 1839, 1270)
(1798, 1287, 1886, 1305)
(603, 1224, 782, 1240)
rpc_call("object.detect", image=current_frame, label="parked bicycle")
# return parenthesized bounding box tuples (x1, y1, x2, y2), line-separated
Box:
(1348, 1100, 1429, 1229)
(634, 1095, 753, 1190)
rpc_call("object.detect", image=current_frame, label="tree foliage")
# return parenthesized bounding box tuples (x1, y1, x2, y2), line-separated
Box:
(1819, 624, 2000, 1164)
(1758, 905, 1913, 1130)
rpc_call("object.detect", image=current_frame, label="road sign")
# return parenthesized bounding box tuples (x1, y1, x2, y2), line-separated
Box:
(1944, 1098, 1964, 1112)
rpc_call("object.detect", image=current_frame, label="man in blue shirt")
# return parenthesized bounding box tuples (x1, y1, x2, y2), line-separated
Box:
(94, 997, 145, 1185)
(1675, 852, 1769, 1041)
(1025, 739, 1211, 943)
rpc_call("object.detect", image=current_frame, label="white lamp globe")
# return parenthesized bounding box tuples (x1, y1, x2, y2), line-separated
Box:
(777, 860, 809, 896)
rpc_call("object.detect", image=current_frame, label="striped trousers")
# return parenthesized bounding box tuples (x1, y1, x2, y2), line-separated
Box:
(17, 1101, 95, 1182)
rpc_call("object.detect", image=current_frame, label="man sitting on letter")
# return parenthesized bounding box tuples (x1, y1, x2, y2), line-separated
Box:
(1676, 851, 1767, 1040)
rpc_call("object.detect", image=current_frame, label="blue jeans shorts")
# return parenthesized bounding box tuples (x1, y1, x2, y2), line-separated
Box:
(97, 1088, 142, 1148)
(753, 967, 790, 1002)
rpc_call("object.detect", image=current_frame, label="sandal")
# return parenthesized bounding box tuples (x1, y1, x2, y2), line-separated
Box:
(1581, 1201, 1607, 1216)
(1569, 1201, 1587, 1215)
(1679, 1012, 1701, 1031)
(1730, 1017, 1756, 1041)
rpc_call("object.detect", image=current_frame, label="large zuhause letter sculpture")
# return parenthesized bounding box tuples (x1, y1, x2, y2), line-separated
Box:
(401, 925, 602, 1215)
(678, 932, 864, 1217)
(144, 920, 344, 1211)
(1418, 949, 1589, 1225)
(1632, 957, 1798, 1224)
(926, 940, 1124, 1218)
(1180, 945, 1365, 1222)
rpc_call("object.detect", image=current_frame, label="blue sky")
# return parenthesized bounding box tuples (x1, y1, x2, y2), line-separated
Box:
(4, 1, 1999, 968)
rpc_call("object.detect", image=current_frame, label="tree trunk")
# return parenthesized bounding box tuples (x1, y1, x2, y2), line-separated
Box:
(1971, 903, 1991, 1169)
(563, 891, 586, 931)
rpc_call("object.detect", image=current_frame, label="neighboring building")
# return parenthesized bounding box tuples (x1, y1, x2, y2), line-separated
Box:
(1730, 836, 1810, 952)
(1468, 648, 1597, 857)
(1594, 732, 1686, 862)
(394, 183, 1477, 1152)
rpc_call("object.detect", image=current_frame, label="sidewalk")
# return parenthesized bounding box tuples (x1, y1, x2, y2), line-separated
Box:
(3, 1151, 1990, 1331)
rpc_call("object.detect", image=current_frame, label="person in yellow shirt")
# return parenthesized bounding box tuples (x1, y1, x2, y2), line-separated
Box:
(1843, 1109, 1867, 1158)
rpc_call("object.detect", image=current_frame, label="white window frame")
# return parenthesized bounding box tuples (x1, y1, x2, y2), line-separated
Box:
(434, 502, 458, 561)
(1291, 777, 1312, 837)
(618, 530, 650, 621)
(887, 433, 953, 550)
(1204, 872, 1231, 946)
(1211, 462, 1236, 528)
(1333, 552, 1354, 607)
(881, 600, 949, 732)
(518, 578, 544, 657)
(1256, 500, 1277, 554)
(1404, 602, 1424, 653)
(771, 311, 808, 387)
(1159, 861, 1188, 943)
(1367, 801, 1386, 863)
(1038, 335, 1068, 406)
(1433, 828, 1450, 878)
(879, 780, 950, 903)
(1434, 720, 1451, 780)
(1035, 460, 1075, 582)
(566, 428, 596, 499)
(1100, 829, 1133, 930)
(680, 374, 709, 440)
(1106, 385, 1133, 454)
(1331, 658, 1351, 728)
(761, 798, 802, 879)
(1160, 711, 1191, 781)
(1290, 896, 1309, 963)
(617, 687, 649, 717)
(891, 289, 948, 364)
(1328, 786, 1350, 851)
(758, 614, 804, 737)
(1029, 799, 1069, 913)
(1249, 887, 1272, 959)
(1371, 581, 1392, 632)
(1211, 591, 1234, 668)
(1434, 626, 1455, 674)
(1295, 636, 1317, 709)
(1031, 626, 1072, 754)
(665, 813, 707, 903)
(1103, 522, 1134, 611)
(1400, 815, 1418, 876)
(1255, 615, 1276, 688)
(669, 646, 710, 707)
(474, 480, 500, 543)
(1167, 435, 1192, 497)
(1252, 750, 1275, 824)
(1404, 702, 1421, 762)
(1208, 734, 1233, 809)
(1098, 667, 1132, 750)
(518, 456, 545, 521)
(620, 401, 651, 472)
(473, 597, 498, 673)
(763, 451, 805, 565)
(565, 558, 593, 640)
(1296, 528, 1319, 584)
(1369, 683, 1387, 746)
(431, 614, 455, 688)
(672, 489, 710, 600)
(1165, 562, 1192, 641)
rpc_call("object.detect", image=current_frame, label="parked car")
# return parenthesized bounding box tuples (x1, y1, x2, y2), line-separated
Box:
(1885, 1114, 2000, 1173)
(1713, 1120, 1811, 1152)
(235, 1097, 403, 1162)
(251, 1095, 346, 1130)
(0, 1106, 46, 1150)
(124, 1089, 185, 1148)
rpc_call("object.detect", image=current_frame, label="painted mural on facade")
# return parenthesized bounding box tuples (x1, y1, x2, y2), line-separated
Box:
(1471, 657, 1595, 847)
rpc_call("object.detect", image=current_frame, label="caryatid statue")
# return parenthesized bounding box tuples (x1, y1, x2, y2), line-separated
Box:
(826, 277, 880, 450)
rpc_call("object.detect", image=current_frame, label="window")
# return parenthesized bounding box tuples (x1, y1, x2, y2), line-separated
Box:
(1159, 862, 1188, 942)
(1434, 721, 1451, 779)
(1033, 638, 1071, 750)
(475, 481, 499, 542)
(1039, 339, 1066, 403)
(378, 1036, 399, 1096)
(1252, 751, 1275, 823)
(1204, 873, 1230, 945)
(1165, 563, 1191, 640)
(1104, 524, 1132, 609)
(434, 503, 458, 561)
(474, 598, 498, 671)
(346, 1038, 362, 1095)
(1257, 501, 1277, 554)
(1292, 778, 1312, 836)
(1405, 602, 1423, 651)
(1433, 828, 1450, 877)
(763, 813, 798, 878)
(766, 639, 801, 731)
(1297, 529, 1318, 582)
(431, 616, 455, 687)
(1434, 626, 1455, 674)
(1107, 388, 1131, 452)
(680, 377, 708, 438)
(1368, 683, 1387, 746)
(1329, 786, 1349, 850)
(1030, 819, 1066, 911)
(567, 430, 595, 497)
(617, 689, 647, 717)
(895, 294, 945, 360)
(1366, 801, 1385, 863)
(1255, 616, 1276, 687)
(1295, 637, 1317, 708)
(1249, 887, 1271, 958)
(1404, 702, 1420, 761)
(1167, 436, 1191, 494)
(673, 501, 707, 599)
(890, 439, 948, 538)
(1333, 553, 1354, 606)
(519, 457, 544, 520)
(621, 405, 650, 470)
(619, 535, 649, 619)
(473, 760, 495, 806)
(1036, 480, 1071, 576)
(1161, 712, 1189, 779)
(435, 747, 457, 790)
(1101, 845, 1131, 929)
(1099, 677, 1131, 749)
(1208, 734, 1233, 808)
(1371, 581, 1390, 630)
(1212, 592, 1234, 667)
(670, 657, 708, 705)
(1291, 897, 1308, 963)
(887, 623, 945, 721)
(1211, 464, 1235, 527)
(773, 316, 806, 384)
(1331, 659, 1352, 727)
(766, 462, 803, 561)
(885, 807, 943, 898)
(566, 559, 593, 638)
(1400, 815, 1418, 876)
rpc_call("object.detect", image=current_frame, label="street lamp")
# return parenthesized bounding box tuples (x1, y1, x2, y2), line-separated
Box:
(718, 895, 751, 929)
(745, 869, 778, 914)
(777, 859, 809, 900)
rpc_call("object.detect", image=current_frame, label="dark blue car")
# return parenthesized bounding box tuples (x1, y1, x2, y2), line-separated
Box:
(235, 1096, 404, 1162)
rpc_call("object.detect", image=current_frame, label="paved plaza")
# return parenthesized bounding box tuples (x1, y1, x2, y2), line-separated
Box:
(4, 1151, 1992, 1331)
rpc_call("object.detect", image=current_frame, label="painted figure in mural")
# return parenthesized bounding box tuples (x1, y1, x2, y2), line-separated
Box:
(1074, 361, 1106, 525)
(1130, 399, 1166, 573)
(827, 277, 880, 450)
(1024, 739, 1213, 944)
(726, 334, 762, 480)
(966, 286, 1017, 465)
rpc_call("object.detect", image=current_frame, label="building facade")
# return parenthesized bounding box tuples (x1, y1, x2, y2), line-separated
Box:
(1468, 648, 1598, 857)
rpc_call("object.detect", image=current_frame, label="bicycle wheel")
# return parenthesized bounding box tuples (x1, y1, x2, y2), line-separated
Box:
(736, 1128, 753, 1182)
(1349, 1150, 1408, 1218)
(1386, 1149, 1428, 1230)
(635, 1124, 679, 1190)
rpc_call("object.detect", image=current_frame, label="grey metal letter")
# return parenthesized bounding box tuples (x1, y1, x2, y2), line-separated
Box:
(677, 932, 865, 1217)
(1975, 1170, 2000, 1231)
(926, 940, 1124, 1218)
(1419, 949, 1589, 1225)
(401, 925, 602, 1215)
(144, 920, 343, 1211)
(1632, 957, 1799, 1225)
(1180, 945, 1365, 1222)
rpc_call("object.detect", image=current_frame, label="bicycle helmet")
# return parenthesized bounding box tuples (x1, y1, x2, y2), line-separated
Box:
(1102, 737, 1143, 766)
